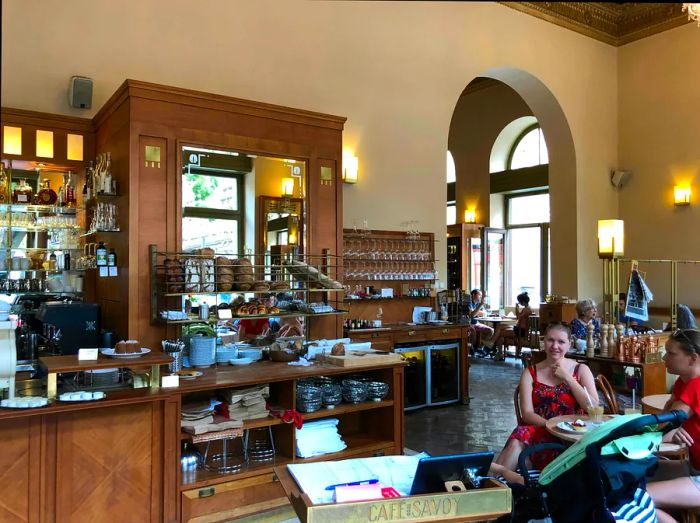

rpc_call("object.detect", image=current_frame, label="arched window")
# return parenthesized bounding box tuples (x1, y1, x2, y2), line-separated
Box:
(508, 125, 548, 170)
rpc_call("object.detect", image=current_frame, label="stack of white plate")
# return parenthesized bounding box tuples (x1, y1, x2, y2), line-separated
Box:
(190, 336, 216, 368)
(84, 368, 119, 387)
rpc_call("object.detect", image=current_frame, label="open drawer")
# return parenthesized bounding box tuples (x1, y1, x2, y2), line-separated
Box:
(274, 466, 511, 523)
(181, 473, 289, 522)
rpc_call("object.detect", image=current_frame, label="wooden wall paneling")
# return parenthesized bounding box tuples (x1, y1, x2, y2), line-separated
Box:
(136, 135, 168, 348)
(0, 417, 38, 522)
(55, 402, 162, 523)
(94, 98, 131, 339)
(163, 395, 181, 523)
(394, 366, 405, 454)
(40, 414, 57, 523)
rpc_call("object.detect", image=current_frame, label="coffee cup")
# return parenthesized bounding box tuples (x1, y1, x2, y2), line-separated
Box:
(586, 405, 605, 424)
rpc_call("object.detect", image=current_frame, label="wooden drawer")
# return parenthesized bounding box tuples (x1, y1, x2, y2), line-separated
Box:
(350, 332, 394, 352)
(393, 329, 428, 344)
(181, 473, 289, 522)
(424, 326, 463, 341)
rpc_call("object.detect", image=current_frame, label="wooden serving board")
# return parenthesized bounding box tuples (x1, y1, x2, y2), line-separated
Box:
(316, 351, 403, 367)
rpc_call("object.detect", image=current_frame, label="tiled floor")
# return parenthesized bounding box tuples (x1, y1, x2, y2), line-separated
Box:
(405, 355, 523, 456)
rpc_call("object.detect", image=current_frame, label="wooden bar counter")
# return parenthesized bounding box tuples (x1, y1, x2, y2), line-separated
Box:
(0, 357, 406, 523)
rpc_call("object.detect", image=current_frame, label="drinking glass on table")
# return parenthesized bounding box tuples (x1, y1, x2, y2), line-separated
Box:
(587, 404, 605, 424)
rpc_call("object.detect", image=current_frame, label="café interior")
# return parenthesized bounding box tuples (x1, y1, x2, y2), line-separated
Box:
(2, 2, 700, 522)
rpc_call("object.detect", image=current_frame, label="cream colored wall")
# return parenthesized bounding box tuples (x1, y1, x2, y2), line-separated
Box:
(619, 24, 700, 314)
(2, 0, 618, 297)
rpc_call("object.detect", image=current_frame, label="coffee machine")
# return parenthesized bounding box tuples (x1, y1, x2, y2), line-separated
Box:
(35, 302, 100, 355)
(0, 321, 17, 399)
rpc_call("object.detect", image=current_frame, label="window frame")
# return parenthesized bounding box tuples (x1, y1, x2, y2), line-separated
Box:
(182, 169, 245, 254)
(507, 124, 546, 171)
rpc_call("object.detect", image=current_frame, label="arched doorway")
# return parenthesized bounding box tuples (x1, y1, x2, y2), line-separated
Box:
(447, 68, 577, 299)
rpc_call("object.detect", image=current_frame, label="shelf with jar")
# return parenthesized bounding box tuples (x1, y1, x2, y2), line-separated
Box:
(150, 245, 347, 326)
(342, 228, 437, 282)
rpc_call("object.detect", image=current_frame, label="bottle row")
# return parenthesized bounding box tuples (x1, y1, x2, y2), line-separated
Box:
(0, 162, 80, 207)
(343, 319, 383, 330)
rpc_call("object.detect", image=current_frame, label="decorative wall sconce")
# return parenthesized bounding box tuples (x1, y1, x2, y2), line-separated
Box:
(597, 219, 624, 259)
(342, 153, 358, 184)
(464, 209, 476, 224)
(674, 185, 691, 206)
(281, 177, 295, 197)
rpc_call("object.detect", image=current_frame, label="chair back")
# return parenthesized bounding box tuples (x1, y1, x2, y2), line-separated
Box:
(595, 374, 619, 414)
(514, 384, 523, 425)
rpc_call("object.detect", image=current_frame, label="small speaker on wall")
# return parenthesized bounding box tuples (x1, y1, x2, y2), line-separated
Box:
(611, 170, 631, 189)
(68, 76, 93, 109)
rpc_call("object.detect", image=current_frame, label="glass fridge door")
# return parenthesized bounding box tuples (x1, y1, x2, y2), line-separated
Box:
(395, 345, 428, 410)
(427, 342, 460, 406)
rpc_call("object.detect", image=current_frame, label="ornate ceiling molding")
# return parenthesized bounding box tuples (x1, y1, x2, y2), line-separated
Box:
(499, 2, 691, 46)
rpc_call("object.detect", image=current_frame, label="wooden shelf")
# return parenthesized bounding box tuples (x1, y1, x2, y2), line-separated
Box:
(181, 456, 294, 491)
(39, 352, 172, 373)
(301, 399, 393, 420)
(161, 288, 343, 297)
(295, 435, 395, 463)
(180, 417, 284, 441)
(158, 310, 348, 324)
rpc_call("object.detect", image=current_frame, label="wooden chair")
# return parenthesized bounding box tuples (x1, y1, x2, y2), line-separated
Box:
(595, 374, 619, 415)
(514, 384, 523, 425)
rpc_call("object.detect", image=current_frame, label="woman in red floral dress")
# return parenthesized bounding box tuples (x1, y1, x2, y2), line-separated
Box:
(494, 322, 599, 472)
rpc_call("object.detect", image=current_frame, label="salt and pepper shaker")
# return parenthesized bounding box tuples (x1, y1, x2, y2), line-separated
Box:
(600, 324, 609, 357)
(586, 322, 595, 357)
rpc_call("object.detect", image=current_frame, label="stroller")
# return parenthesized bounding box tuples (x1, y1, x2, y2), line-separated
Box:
(504, 410, 688, 523)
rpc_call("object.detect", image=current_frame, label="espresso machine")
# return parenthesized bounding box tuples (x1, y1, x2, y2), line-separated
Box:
(0, 320, 17, 399)
(35, 302, 100, 355)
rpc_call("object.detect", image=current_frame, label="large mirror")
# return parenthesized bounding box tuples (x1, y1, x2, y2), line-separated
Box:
(180, 145, 306, 260)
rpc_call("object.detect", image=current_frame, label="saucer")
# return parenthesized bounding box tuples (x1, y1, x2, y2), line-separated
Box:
(230, 357, 253, 366)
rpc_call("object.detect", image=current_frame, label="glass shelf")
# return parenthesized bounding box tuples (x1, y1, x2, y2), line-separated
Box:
(0, 246, 82, 251)
(160, 287, 344, 297)
(0, 225, 81, 232)
(0, 204, 82, 214)
(158, 309, 348, 324)
(80, 229, 121, 237)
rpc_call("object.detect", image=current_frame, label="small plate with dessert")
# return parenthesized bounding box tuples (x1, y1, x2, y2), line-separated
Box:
(557, 419, 590, 433)
(102, 340, 151, 359)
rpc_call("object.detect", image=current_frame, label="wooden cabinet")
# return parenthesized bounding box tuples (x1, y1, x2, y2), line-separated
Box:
(177, 362, 405, 522)
(0, 417, 41, 523)
(538, 302, 577, 333)
(348, 330, 394, 352)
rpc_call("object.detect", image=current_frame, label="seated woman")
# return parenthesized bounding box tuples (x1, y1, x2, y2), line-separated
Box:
(493, 322, 598, 472)
(488, 292, 532, 359)
(570, 298, 601, 340)
(647, 329, 700, 523)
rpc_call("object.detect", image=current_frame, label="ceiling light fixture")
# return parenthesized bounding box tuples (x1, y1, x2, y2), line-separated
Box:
(683, 3, 700, 26)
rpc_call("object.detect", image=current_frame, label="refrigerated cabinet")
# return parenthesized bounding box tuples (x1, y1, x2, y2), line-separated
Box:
(395, 341, 460, 411)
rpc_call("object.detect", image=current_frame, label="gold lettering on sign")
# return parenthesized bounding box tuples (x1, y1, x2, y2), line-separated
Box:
(145, 145, 161, 168)
(368, 496, 459, 521)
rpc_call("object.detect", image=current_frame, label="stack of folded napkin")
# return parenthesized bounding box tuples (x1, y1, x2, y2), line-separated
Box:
(181, 399, 244, 435)
(295, 418, 346, 458)
(219, 384, 270, 421)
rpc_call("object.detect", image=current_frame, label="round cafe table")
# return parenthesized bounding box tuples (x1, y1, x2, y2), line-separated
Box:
(545, 414, 607, 443)
(641, 393, 671, 414)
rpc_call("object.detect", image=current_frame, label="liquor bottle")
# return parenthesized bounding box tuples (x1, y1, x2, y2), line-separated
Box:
(56, 185, 65, 207)
(63, 252, 71, 270)
(48, 252, 57, 270)
(12, 178, 32, 204)
(37, 179, 58, 205)
(107, 248, 116, 266)
(103, 153, 112, 194)
(85, 160, 94, 201)
(0, 162, 7, 204)
(95, 154, 105, 195)
(96, 241, 108, 266)
(65, 172, 76, 207)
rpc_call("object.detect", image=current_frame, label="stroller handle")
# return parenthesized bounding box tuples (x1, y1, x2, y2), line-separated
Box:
(589, 410, 688, 452)
(517, 442, 566, 485)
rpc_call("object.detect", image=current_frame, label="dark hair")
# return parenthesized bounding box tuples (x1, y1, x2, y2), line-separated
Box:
(670, 328, 700, 355)
(516, 292, 530, 306)
(470, 289, 481, 296)
(544, 321, 571, 338)
(619, 293, 627, 301)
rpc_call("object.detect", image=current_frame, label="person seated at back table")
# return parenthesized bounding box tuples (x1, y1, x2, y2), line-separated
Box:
(647, 329, 700, 523)
(493, 322, 598, 472)
(468, 288, 494, 352)
(570, 298, 601, 340)
(617, 292, 638, 327)
(487, 291, 532, 360)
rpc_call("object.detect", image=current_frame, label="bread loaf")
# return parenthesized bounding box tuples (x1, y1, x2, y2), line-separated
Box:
(331, 342, 345, 356)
